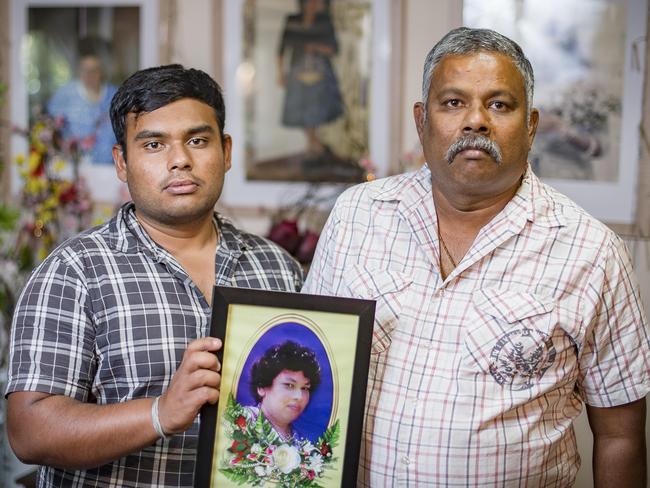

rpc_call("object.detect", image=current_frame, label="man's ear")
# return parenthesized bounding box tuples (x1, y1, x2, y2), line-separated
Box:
(527, 108, 540, 149)
(222, 134, 233, 172)
(113, 144, 127, 183)
(257, 387, 265, 399)
(413, 102, 427, 143)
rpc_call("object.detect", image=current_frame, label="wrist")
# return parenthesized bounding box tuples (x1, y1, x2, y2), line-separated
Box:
(151, 396, 170, 440)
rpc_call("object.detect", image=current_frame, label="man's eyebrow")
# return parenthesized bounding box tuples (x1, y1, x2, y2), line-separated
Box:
(134, 130, 166, 141)
(186, 125, 216, 136)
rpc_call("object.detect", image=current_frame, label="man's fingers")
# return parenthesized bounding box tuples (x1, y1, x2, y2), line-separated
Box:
(186, 337, 221, 352)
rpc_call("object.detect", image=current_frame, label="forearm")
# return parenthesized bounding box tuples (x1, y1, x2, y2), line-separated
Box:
(593, 434, 647, 487)
(8, 392, 160, 469)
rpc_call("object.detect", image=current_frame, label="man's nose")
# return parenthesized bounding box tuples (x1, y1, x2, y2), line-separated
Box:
(462, 104, 490, 135)
(167, 143, 192, 171)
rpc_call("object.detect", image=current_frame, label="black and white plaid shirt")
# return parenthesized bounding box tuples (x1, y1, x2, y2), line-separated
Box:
(7, 202, 303, 487)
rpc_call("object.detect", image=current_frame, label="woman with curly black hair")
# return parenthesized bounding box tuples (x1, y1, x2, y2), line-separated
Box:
(247, 340, 321, 441)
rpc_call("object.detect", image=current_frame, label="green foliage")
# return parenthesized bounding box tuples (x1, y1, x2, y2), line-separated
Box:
(218, 393, 340, 487)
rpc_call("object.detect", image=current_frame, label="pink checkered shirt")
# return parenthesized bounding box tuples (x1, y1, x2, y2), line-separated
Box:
(303, 164, 650, 487)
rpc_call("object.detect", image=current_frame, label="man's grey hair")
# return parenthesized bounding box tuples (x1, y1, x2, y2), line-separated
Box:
(421, 27, 535, 123)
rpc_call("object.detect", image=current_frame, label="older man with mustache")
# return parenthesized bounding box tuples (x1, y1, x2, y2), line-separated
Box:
(303, 27, 650, 487)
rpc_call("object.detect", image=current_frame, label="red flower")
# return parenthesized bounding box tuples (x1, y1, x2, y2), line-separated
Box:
(307, 470, 316, 480)
(267, 219, 300, 254)
(319, 443, 331, 457)
(294, 230, 320, 264)
(229, 439, 249, 454)
(58, 184, 78, 204)
(235, 415, 247, 429)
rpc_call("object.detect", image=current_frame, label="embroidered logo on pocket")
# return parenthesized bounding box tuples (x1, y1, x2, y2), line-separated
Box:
(489, 328, 556, 390)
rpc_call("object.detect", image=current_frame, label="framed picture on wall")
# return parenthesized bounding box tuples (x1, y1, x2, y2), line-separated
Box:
(195, 286, 375, 487)
(219, 0, 398, 208)
(9, 0, 159, 205)
(463, 0, 648, 224)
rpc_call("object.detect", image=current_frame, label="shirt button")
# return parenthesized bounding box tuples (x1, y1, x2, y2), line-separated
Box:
(402, 456, 411, 465)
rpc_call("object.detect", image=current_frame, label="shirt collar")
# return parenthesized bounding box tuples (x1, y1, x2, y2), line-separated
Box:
(369, 163, 566, 229)
(108, 202, 251, 258)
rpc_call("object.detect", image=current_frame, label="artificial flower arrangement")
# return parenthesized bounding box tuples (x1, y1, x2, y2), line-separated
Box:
(219, 393, 340, 487)
(14, 110, 93, 262)
(267, 157, 376, 267)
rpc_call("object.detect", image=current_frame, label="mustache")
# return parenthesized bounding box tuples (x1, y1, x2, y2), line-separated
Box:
(445, 135, 503, 165)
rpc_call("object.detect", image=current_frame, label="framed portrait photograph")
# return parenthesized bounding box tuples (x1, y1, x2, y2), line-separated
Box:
(9, 0, 159, 204)
(463, 0, 648, 224)
(220, 0, 397, 207)
(195, 286, 375, 487)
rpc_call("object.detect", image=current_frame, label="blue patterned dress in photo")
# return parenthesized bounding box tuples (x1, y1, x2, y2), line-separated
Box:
(279, 12, 344, 128)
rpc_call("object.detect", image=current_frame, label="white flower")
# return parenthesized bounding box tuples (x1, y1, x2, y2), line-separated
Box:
(251, 443, 262, 454)
(254, 465, 267, 477)
(302, 441, 316, 455)
(308, 453, 324, 473)
(272, 444, 301, 474)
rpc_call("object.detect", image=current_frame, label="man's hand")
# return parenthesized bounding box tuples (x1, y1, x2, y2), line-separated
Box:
(158, 337, 222, 435)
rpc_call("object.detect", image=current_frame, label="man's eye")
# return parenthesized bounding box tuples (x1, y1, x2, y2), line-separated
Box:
(188, 137, 206, 146)
(444, 99, 462, 108)
(144, 141, 161, 150)
(490, 101, 507, 110)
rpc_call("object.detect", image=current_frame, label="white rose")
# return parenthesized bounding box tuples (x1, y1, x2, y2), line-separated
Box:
(254, 466, 267, 477)
(272, 444, 301, 474)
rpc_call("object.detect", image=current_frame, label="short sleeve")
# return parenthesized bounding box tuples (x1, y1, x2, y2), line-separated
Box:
(576, 236, 650, 407)
(302, 203, 341, 297)
(6, 254, 96, 401)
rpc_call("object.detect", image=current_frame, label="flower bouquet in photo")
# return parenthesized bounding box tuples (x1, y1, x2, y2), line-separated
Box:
(219, 394, 340, 487)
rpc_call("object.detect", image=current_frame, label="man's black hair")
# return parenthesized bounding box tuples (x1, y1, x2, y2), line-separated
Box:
(250, 340, 321, 403)
(109, 64, 226, 153)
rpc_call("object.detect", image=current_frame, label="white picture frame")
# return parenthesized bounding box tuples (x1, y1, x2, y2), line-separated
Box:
(220, 0, 396, 208)
(9, 0, 159, 204)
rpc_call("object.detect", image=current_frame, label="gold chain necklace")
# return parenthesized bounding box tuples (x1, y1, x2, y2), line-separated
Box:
(437, 225, 457, 268)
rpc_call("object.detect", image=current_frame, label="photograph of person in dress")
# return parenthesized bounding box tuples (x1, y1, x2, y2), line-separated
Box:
(278, 0, 343, 164)
(243, 0, 372, 183)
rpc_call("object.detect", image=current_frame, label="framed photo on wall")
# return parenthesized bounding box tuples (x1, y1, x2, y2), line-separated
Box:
(9, 0, 159, 205)
(463, 0, 648, 224)
(195, 286, 375, 487)
(220, 0, 398, 208)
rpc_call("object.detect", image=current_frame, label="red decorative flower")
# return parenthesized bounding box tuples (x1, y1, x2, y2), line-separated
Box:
(319, 443, 331, 457)
(267, 219, 301, 254)
(58, 183, 78, 204)
(294, 230, 320, 264)
(235, 415, 247, 429)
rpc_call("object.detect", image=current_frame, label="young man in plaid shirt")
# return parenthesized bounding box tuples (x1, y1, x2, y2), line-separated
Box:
(6, 65, 302, 487)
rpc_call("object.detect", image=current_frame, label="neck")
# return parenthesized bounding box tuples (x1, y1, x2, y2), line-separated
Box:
(135, 211, 217, 256)
(432, 182, 519, 235)
(261, 405, 291, 439)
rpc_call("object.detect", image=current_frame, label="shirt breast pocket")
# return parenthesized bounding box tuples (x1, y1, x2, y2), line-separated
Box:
(343, 266, 412, 355)
(464, 288, 578, 392)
